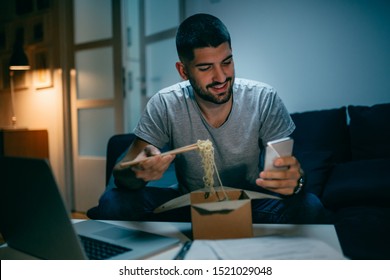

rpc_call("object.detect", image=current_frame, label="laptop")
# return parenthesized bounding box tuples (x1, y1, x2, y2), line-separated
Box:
(0, 156, 180, 260)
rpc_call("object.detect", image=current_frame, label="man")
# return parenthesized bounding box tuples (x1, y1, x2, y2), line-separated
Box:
(93, 13, 327, 223)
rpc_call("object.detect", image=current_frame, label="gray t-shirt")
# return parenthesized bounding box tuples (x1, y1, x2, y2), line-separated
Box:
(134, 78, 295, 193)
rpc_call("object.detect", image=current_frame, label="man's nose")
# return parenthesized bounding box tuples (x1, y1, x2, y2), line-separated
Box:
(212, 66, 226, 83)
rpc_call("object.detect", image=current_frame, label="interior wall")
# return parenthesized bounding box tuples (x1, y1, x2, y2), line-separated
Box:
(0, 0, 67, 201)
(185, 0, 390, 113)
(0, 71, 66, 196)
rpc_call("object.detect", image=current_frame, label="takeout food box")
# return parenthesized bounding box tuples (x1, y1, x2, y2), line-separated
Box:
(190, 188, 252, 239)
(154, 186, 281, 240)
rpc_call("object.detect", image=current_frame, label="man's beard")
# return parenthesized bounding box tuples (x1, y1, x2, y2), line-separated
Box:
(188, 76, 234, 105)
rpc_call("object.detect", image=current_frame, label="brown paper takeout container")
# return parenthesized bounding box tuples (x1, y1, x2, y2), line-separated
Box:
(190, 188, 252, 239)
(154, 186, 281, 240)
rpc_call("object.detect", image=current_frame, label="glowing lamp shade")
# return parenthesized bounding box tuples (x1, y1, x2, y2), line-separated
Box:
(9, 46, 30, 70)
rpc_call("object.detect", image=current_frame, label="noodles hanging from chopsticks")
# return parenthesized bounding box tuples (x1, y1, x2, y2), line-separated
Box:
(197, 139, 227, 200)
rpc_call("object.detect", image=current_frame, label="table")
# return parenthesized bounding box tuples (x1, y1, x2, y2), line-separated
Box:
(0, 129, 49, 159)
(0, 220, 343, 260)
(97, 220, 343, 259)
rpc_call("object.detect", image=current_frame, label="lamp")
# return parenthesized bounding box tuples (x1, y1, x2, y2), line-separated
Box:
(9, 47, 30, 71)
(9, 34, 30, 128)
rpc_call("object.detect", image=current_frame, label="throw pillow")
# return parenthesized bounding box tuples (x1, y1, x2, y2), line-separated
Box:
(348, 103, 390, 160)
(295, 151, 334, 197)
(321, 158, 390, 209)
(290, 107, 350, 163)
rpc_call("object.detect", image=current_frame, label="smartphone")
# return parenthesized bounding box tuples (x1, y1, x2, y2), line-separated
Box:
(264, 137, 294, 171)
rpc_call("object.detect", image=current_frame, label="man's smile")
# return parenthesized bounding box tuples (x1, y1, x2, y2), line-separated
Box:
(207, 78, 231, 93)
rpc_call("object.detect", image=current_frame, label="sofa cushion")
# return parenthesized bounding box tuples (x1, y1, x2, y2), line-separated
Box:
(105, 134, 136, 185)
(295, 151, 333, 197)
(334, 206, 390, 260)
(348, 103, 390, 160)
(322, 158, 390, 209)
(290, 107, 350, 163)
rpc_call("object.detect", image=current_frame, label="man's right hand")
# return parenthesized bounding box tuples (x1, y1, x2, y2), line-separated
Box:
(131, 145, 175, 182)
(113, 138, 174, 190)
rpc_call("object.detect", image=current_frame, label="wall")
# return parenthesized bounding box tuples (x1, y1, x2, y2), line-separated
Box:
(185, 0, 390, 113)
(0, 0, 67, 200)
(0, 72, 66, 198)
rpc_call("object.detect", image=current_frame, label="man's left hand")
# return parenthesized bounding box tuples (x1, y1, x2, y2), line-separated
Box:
(256, 156, 303, 196)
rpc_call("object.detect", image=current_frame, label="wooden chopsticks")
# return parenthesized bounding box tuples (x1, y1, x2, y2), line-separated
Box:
(119, 143, 199, 168)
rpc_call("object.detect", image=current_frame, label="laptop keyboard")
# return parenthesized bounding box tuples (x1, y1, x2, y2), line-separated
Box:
(79, 235, 132, 260)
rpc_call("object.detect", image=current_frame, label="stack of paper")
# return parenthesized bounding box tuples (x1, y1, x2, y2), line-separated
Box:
(184, 236, 347, 260)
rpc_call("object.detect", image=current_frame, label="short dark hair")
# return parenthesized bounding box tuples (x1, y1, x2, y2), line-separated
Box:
(176, 13, 231, 62)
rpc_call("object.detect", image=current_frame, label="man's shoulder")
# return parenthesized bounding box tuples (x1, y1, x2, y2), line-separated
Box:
(234, 78, 277, 101)
(234, 78, 275, 92)
(158, 80, 191, 95)
(148, 80, 192, 107)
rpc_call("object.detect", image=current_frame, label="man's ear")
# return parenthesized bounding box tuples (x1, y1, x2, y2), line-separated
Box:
(176, 62, 188, 80)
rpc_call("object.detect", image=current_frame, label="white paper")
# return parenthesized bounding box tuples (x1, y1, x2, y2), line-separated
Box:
(185, 236, 347, 260)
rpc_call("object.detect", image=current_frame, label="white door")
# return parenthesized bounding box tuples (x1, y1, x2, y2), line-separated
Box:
(71, 0, 123, 212)
(123, 0, 184, 130)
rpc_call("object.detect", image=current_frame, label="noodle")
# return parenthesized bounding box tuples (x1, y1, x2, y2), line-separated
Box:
(197, 139, 226, 199)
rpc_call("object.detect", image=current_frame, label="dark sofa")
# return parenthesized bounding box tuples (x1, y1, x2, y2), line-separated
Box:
(89, 102, 390, 259)
(289, 102, 390, 260)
